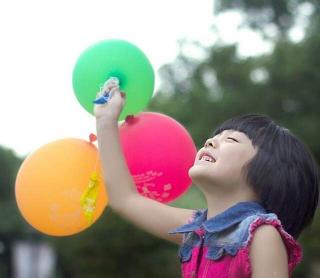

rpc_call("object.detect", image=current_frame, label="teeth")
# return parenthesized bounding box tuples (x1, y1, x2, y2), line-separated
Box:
(200, 155, 215, 162)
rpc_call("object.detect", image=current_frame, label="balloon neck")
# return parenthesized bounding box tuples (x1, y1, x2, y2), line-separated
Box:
(125, 115, 137, 124)
(89, 133, 97, 143)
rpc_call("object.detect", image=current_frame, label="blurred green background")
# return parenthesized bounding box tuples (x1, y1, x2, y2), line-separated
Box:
(1, 0, 319, 277)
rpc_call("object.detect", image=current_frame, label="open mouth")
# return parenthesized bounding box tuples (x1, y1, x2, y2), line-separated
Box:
(199, 153, 216, 163)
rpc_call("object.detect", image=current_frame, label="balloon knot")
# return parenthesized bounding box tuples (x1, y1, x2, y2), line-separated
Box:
(89, 133, 97, 143)
(125, 115, 136, 124)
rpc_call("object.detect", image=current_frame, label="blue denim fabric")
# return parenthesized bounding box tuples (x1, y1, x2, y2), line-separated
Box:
(169, 201, 279, 262)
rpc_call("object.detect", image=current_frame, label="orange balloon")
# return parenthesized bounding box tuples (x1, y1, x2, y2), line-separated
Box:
(15, 138, 108, 236)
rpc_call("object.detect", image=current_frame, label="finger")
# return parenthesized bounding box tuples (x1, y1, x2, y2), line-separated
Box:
(103, 85, 119, 96)
(100, 85, 119, 98)
(103, 78, 119, 91)
(96, 87, 114, 98)
(96, 90, 104, 98)
(109, 86, 121, 99)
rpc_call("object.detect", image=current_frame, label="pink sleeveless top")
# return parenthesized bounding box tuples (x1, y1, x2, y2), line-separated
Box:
(169, 202, 302, 278)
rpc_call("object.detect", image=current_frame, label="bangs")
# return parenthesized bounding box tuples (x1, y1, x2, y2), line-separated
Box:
(212, 114, 279, 148)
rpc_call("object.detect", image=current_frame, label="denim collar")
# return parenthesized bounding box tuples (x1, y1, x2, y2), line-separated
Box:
(169, 201, 266, 234)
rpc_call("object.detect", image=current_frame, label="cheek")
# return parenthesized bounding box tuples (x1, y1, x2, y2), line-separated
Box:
(214, 160, 243, 178)
(216, 150, 253, 176)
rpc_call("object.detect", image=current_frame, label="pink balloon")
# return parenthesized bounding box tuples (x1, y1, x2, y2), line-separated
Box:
(119, 112, 197, 203)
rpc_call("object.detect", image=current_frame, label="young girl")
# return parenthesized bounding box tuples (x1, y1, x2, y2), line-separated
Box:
(94, 79, 319, 277)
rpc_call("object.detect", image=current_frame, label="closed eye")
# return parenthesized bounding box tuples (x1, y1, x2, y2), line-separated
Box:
(227, 137, 239, 142)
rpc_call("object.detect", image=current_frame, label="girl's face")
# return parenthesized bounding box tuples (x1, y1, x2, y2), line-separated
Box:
(189, 129, 257, 189)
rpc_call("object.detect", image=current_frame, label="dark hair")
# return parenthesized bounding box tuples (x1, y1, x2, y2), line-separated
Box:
(213, 114, 319, 239)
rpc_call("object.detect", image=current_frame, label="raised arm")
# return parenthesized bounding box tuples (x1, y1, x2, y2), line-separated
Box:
(95, 80, 194, 244)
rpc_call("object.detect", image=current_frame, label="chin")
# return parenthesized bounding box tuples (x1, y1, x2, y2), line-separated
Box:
(188, 166, 215, 194)
(189, 164, 214, 183)
(188, 164, 200, 178)
(189, 164, 228, 190)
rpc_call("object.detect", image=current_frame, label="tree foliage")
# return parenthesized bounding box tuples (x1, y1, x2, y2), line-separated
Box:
(214, 0, 319, 36)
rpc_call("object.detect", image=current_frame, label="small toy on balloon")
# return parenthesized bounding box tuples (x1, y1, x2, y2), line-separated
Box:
(80, 171, 100, 225)
(93, 77, 119, 105)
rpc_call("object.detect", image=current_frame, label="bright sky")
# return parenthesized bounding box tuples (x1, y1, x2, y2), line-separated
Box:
(0, 0, 272, 157)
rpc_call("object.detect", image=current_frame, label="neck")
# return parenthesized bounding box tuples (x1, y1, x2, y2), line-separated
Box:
(199, 183, 259, 220)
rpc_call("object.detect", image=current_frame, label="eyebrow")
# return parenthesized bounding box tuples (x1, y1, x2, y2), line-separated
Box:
(213, 130, 234, 138)
(212, 131, 246, 141)
(229, 132, 251, 143)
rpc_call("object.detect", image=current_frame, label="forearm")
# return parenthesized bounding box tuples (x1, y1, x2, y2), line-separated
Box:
(96, 119, 138, 209)
(92, 79, 194, 243)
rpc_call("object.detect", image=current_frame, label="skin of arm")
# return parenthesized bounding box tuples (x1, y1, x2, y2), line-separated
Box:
(95, 80, 194, 244)
(250, 225, 289, 278)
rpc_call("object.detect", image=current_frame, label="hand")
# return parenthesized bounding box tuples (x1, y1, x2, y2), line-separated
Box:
(94, 78, 126, 123)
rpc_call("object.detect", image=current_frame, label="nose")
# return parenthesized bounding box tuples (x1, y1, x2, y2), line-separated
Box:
(204, 138, 218, 148)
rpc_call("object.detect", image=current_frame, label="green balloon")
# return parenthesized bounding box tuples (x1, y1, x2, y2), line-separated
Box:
(72, 39, 155, 120)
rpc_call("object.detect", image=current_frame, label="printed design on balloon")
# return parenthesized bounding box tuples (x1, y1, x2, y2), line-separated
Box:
(133, 171, 173, 202)
(49, 203, 82, 230)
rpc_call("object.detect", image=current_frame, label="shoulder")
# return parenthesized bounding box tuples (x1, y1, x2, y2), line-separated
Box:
(250, 225, 289, 277)
(243, 214, 303, 275)
(251, 224, 285, 248)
